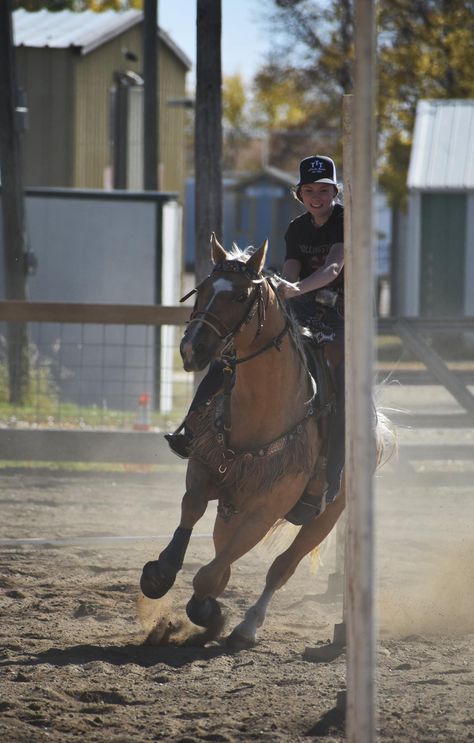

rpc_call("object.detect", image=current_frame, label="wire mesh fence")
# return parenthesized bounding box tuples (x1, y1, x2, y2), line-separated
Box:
(0, 303, 194, 431)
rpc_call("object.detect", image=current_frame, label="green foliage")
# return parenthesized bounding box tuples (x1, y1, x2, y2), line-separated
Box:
(259, 0, 474, 205)
(13, 0, 143, 10)
(378, 134, 412, 211)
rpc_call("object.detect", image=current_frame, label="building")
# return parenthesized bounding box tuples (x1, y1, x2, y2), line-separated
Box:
(185, 166, 391, 287)
(403, 99, 474, 316)
(184, 167, 304, 271)
(13, 8, 191, 197)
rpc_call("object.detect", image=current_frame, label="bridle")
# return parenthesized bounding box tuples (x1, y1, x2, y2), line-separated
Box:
(180, 261, 293, 452)
(180, 260, 277, 358)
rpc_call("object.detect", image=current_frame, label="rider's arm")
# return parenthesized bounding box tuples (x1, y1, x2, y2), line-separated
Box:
(282, 258, 301, 283)
(281, 243, 344, 298)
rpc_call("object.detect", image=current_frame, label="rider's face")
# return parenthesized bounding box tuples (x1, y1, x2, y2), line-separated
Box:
(299, 183, 337, 225)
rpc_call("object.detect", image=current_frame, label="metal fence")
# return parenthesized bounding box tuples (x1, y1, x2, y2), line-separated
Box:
(1, 302, 474, 433)
(0, 301, 193, 430)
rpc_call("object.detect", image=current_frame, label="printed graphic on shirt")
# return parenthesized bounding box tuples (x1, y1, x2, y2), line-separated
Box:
(294, 243, 333, 275)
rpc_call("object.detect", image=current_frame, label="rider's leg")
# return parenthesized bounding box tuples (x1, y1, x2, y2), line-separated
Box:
(165, 360, 225, 457)
(324, 345, 345, 504)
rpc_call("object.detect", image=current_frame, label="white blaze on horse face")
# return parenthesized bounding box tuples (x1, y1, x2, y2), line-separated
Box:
(203, 277, 234, 311)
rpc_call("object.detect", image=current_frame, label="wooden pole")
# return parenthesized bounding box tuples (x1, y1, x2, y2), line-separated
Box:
(194, 0, 223, 284)
(330, 93, 354, 626)
(0, 0, 30, 404)
(143, 0, 159, 191)
(345, 1, 377, 741)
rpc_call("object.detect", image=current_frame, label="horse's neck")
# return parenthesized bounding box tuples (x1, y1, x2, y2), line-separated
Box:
(231, 301, 310, 444)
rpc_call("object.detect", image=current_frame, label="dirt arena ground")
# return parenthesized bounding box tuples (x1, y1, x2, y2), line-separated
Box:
(1, 384, 473, 742)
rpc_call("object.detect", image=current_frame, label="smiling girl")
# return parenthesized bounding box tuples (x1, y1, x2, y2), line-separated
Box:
(280, 155, 345, 516)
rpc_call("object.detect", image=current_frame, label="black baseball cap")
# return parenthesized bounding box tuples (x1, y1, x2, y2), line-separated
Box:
(297, 155, 338, 188)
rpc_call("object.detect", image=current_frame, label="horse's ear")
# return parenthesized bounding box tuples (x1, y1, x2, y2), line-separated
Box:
(247, 239, 268, 275)
(210, 232, 227, 264)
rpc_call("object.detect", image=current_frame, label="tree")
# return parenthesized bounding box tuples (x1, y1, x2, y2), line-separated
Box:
(13, 1, 143, 10)
(377, 0, 474, 208)
(260, 0, 474, 207)
(250, 0, 353, 172)
(222, 74, 252, 171)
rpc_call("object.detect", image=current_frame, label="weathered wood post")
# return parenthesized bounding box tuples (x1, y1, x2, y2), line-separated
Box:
(345, 1, 377, 740)
(194, 0, 223, 285)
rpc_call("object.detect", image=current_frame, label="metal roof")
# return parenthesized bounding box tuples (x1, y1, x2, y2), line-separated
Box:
(228, 166, 296, 191)
(12, 8, 191, 68)
(408, 99, 474, 190)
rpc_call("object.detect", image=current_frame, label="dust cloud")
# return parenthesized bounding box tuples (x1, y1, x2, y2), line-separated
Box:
(378, 542, 474, 637)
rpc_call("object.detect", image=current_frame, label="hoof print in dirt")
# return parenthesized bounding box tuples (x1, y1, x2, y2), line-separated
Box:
(73, 602, 96, 618)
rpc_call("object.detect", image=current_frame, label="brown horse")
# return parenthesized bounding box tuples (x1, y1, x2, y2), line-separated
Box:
(140, 235, 374, 647)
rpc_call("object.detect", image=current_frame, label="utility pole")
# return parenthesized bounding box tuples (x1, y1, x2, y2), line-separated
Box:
(0, 0, 30, 404)
(195, 0, 223, 283)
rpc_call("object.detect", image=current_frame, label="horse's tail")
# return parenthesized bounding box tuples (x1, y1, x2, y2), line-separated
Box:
(261, 519, 325, 574)
(374, 408, 397, 470)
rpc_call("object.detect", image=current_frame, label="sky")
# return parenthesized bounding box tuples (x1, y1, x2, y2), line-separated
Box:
(159, 0, 273, 89)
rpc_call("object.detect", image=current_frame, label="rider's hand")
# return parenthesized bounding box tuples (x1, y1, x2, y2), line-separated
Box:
(279, 281, 301, 299)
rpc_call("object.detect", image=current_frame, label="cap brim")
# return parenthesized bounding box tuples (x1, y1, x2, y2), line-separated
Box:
(298, 177, 337, 187)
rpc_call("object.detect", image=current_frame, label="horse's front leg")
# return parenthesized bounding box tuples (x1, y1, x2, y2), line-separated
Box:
(227, 487, 346, 649)
(140, 460, 213, 599)
(185, 474, 309, 630)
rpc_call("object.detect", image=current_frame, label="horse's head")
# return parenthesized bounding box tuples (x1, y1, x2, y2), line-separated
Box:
(180, 234, 268, 371)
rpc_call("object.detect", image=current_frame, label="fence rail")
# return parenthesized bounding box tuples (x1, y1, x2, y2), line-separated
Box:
(1, 302, 474, 438)
(0, 301, 194, 430)
(0, 300, 190, 325)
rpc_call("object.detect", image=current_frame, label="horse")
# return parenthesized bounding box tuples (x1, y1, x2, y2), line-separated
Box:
(140, 234, 384, 648)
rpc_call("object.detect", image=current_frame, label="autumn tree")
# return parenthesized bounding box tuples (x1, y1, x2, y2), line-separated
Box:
(377, 0, 474, 208)
(249, 0, 353, 171)
(260, 0, 474, 209)
(222, 74, 252, 171)
(13, 0, 142, 10)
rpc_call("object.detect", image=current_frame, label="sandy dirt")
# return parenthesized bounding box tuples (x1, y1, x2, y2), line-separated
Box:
(1, 385, 474, 742)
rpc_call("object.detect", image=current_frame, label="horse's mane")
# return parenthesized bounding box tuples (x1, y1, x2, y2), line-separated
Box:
(221, 244, 311, 380)
(263, 269, 309, 373)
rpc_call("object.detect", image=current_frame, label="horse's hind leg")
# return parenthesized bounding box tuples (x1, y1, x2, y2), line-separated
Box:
(140, 461, 212, 599)
(227, 489, 345, 649)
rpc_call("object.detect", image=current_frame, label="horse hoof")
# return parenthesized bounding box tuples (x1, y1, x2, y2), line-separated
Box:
(140, 559, 176, 599)
(186, 595, 223, 630)
(226, 629, 256, 651)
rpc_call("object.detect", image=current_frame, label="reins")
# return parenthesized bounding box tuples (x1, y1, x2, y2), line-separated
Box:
(181, 263, 315, 457)
(180, 261, 267, 350)
(218, 290, 291, 450)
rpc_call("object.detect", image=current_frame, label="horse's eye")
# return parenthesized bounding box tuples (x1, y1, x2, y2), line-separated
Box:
(236, 291, 248, 303)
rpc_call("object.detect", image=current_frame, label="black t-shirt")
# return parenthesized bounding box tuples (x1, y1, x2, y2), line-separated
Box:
(284, 204, 344, 294)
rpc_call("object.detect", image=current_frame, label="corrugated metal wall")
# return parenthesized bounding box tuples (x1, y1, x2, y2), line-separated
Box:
(15, 25, 188, 198)
(16, 47, 74, 187)
(158, 42, 187, 197)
